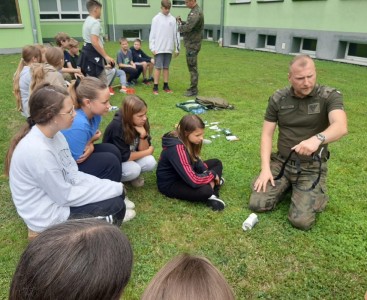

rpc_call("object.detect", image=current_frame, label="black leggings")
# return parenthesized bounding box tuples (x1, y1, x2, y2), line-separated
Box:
(162, 159, 223, 202)
(78, 143, 122, 182)
(70, 194, 126, 226)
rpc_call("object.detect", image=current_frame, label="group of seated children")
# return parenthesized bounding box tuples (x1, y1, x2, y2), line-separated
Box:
(8, 81, 225, 241)
(9, 219, 235, 299)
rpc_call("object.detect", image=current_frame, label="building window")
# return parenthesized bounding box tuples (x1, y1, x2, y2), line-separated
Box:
(0, 0, 21, 25)
(132, 0, 148, 4)
(265, 35, 276, 49)
(204, 29, 213, 41)
(346, 42, 367, 62)
(122, 30, 141, 40)
(300, 38, 317, 54)
(173, 0, 185, 5)
(238, 34, 246, 46)
(231, 33, 246, 47)
(39, 0, 88, 20)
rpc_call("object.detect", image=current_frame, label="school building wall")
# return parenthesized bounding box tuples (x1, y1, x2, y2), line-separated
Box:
(223, 0, 367, 65)
(0, 0, 42, 54)
(1, 0, 366, 65)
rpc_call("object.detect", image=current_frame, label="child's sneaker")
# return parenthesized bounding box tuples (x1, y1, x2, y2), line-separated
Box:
(109, 86, 115, 95)
(143, 78, 151, 85)
(123, 209, 136, 222)
(163, 88, 173, 94)
(148, 76, 154, 82)
(120, 87, 128, 94)
(207, 195, 225, 211)
(124, 196, 135, 209)
(153, 89, 159, 95)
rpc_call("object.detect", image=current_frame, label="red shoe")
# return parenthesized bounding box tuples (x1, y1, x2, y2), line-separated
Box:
(109, 86, 115, 95)
(153, 89, 159, 95)
(163, 88, 173, 94)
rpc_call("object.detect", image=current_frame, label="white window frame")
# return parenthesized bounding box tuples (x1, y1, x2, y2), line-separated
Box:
(39, 0, 88, 21)
(132, 0, 148, 5)
(345, 42, 367, 63)
(205, 29, 213, 41)
(172, 0, 186, 6)
(122, 29, 141, 41)
(238, 34, 246, 46)
(0, 0, 22, 27)
(300, 38, 317, 55)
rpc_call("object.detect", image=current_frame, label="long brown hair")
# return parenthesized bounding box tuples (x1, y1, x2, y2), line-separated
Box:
(121, 95, 149, 144)
(4, 84, 68, 176)
(141, 253, 235, 300)
(68, 76, 107, 109)
(176, 114, 205, 162)
(13, 45, 42, 112)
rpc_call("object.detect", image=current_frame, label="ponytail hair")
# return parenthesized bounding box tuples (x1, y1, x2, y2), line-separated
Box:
(13, 45, 42, 112)
(68, 76, 107, 109)
(4, 83, 68, 176)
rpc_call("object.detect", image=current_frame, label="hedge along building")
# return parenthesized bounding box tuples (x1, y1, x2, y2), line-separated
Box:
(1, 0, 366, 66)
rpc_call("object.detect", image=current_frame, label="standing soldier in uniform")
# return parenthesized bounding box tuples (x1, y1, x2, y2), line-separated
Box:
(249, 54, 348, 230)
(177, 0, 204, 97)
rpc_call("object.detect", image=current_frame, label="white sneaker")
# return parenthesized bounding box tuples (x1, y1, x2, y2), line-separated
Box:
(123, 209, 136, 223)
(124, 196, 135, 209)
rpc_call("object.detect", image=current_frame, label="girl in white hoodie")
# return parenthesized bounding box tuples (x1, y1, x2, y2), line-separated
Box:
(5, 83, 126, 238)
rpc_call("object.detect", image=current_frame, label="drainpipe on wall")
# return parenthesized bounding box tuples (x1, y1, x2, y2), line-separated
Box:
(111, 0, 116, 41)
(220, 0, 225, 45)
(28, 0, 39, 44)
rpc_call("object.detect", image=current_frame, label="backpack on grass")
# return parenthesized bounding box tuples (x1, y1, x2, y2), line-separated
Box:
(195, 96, 234, 110)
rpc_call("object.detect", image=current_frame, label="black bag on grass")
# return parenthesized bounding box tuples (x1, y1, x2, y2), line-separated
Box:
(195, 96, 234, 110)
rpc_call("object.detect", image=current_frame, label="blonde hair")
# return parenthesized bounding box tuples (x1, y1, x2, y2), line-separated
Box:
(142, 254, 235, 300)
(13, 45, 42, 112)
(30, 47, 64, 92)
(68, 38, 79, 48)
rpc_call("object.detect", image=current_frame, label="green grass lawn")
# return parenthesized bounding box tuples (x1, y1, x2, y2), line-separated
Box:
(1, 41, 366, 299)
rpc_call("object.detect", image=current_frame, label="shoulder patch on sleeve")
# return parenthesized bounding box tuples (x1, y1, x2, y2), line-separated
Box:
(272, 88, 289, 103)
(318, 86, 338, 99)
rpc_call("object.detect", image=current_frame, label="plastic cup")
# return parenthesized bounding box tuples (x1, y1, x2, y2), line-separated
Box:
(242, 213, 258, 231)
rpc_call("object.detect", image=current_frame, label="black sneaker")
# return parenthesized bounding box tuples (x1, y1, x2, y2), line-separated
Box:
(207, 195, 225, 211)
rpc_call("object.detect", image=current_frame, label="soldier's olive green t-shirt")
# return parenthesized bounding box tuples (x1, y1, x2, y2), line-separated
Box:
(265, 84, 344, 161)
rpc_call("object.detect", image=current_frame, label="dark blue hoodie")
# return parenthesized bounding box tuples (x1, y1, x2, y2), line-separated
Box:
(156, 132, 216, 194)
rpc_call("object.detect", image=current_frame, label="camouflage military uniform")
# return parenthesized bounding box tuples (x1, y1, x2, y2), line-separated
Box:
(178, 3, 204, 94)
(249, 85, 344, 230)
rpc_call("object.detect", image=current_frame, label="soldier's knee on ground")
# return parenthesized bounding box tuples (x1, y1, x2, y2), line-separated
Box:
(248, 192, 275, 212)
(288, 213, 316, 231)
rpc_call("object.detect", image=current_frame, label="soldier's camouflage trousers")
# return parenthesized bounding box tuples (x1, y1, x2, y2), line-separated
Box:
(186, 49, 199, 92)
(249, 153, 329, 230)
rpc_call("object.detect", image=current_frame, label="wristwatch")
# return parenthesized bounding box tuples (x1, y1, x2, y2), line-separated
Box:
(315, 133, 326, 144)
